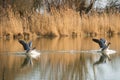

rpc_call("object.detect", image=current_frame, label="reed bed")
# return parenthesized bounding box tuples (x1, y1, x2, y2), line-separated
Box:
(0, 7, 120, 39)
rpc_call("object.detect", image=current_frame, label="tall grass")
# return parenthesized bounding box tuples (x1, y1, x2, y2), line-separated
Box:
(0, 7, 120, 38)
(81, 12, 120, 35)
(0, 7, 23, 38)
(30, 8, 81, 36)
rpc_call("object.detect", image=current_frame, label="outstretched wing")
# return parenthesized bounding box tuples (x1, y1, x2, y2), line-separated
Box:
(92, 38, 100, 44)
(18, 40, 30, 50)
(92, 38, 106, 48)
(28, 41, 32, 49)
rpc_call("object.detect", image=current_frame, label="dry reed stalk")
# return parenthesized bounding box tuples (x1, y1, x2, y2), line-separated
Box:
(81, 12, 120, 36)
(30, 8, 81, 36)
(1, 7, 120, 38)
(0, 7, 23, 38)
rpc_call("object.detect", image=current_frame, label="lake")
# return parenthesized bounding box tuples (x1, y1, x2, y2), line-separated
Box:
(0, 36, 120, 80)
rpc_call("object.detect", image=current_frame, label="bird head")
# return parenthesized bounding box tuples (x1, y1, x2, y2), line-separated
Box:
(108, 42, 111, 45)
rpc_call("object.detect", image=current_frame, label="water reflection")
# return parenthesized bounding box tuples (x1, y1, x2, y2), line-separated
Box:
(94, 55, 108, 65)
(0, 36, 120, 80)
(93, 51, 112, 80)
(93, 51, 111, 66)
(21, 55, 33, 68)
(0, 52, 120, 80)
(1, 36, 120, 52)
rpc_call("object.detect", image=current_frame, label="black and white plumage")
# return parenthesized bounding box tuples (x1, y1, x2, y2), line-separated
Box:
(18, 40, 40, 59)
(18, 40, 36, 53)
(18, 40, 32, 52)
(92, 38, 111, 51)
(92, 38, 111, 61)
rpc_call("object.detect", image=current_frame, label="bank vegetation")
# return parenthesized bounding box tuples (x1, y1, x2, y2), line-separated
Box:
(0, 0, 120, 39)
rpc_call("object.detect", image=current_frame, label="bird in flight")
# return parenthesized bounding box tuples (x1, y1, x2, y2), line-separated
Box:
(92, 38, 111, 51)
(18, 40, 35, 53)
(18, 40, 40, 67)
(92, 38, 111, 61)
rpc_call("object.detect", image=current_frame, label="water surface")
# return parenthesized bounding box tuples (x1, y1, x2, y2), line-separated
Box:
(0, 36, 120, 80)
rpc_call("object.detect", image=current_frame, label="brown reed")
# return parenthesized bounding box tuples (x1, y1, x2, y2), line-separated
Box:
(0, 7, 120, 39)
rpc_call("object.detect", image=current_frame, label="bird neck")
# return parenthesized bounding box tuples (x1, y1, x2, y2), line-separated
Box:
(107, 43, 111, 48)
(102, 43, 110, 51)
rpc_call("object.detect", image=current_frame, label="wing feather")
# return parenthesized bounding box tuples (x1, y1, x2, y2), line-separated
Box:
(18, 40, 30, 50)
(28, 41, 32, 49)
(92, 38, 106, 48)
